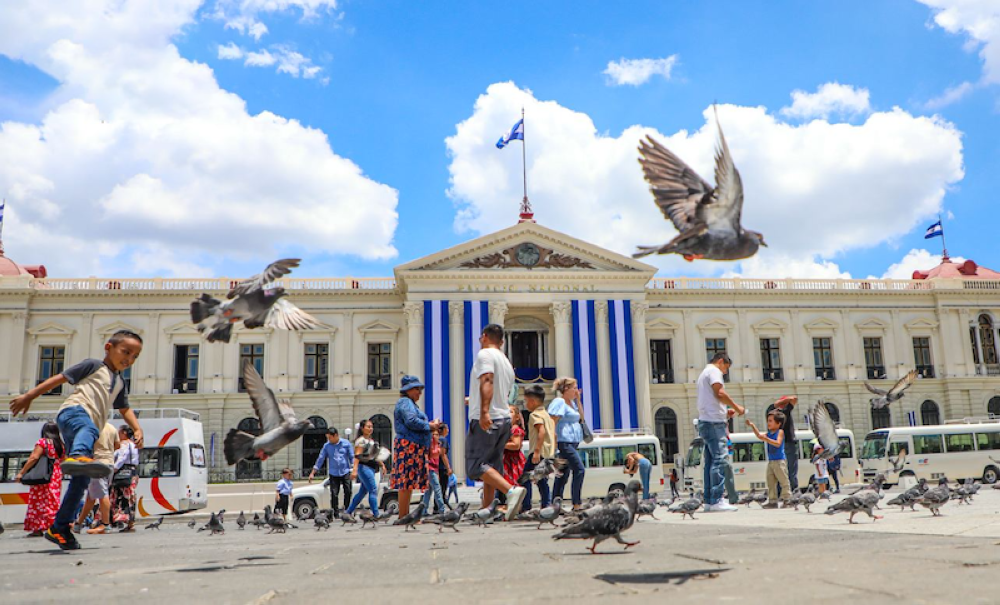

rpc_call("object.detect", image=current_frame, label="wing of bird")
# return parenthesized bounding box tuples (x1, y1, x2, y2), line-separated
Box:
(886, 370, 918, 399)
(638, 135, 713, 234)
(701, 107, 745, 234)
(228, 259, 301, 299)
(265, 298, 321, 331)
(809, 401, 840, 457)
(242, 358, 284, 432)
(863, 381, 887, 396)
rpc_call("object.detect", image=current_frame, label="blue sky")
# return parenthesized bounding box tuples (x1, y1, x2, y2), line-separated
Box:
(0, 1, 996, 279)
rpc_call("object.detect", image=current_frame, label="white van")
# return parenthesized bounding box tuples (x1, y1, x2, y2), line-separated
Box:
(552, 431, 665, 499)
(859, 419, 1000, 486)
(682, 428, 859, 493)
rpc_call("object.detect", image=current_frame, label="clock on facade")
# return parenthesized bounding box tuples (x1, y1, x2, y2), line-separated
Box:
(516, 243, 541, 267)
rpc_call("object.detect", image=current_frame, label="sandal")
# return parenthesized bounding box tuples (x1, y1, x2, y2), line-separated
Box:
(27, 530, 43, 537)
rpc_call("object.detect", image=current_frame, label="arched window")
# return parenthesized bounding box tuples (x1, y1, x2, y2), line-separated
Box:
(301, 416, 329, 475)
(235, 417, 262, 480)
(824, 402, 840, 424)
(371, 413, 392, 450)
(988, 396, 1000, 419)
(979, 315, 998, 365)
(920, 400, 940, 426)
(307, 416, 328, 431)
(871, 407, 891, 430)
(655, 407, 679, 460)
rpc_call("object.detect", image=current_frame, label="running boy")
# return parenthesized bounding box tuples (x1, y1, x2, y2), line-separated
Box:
(746, 411, 791, 508)
(523, 385, 555, 511)
(9, 330, 143, 550)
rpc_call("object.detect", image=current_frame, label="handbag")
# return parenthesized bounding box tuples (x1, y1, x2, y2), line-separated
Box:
(112, 467, 135, 488)
(21, 454, 54, 486)
(580, 418, 595, 444)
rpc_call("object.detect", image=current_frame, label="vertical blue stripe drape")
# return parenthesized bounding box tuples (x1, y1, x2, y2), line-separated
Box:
(423, 300, 450, 427)
(571, 300, 601, 431)
(608, 299, 638, 430)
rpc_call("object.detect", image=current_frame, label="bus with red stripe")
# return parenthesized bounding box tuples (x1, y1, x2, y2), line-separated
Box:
(1, 408, 208, 525)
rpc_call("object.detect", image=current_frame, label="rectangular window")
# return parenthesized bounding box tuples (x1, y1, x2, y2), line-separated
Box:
(888, 441, 908, 457)
(238, 344, 265, 392)
(601, 446, 630, 468)
(913, 337, 934, 378)
(303, 343, 329, 391)
(138, 448, 182, 478)
(760, 338, 783, 382)
(1, 452, 33, 483)
(813, 337, 835, 380)
(581, 447, 601, 469)
(37, 345, 66, 396)
(121, 367, 132, 393)
(649, 339, 673, 384)
(913, 434, 943, 455)
(367, 343, 392, 390)
(172, 344, 199, 394)
(637, 443, 658, 465)
(733, 442, 766, 463)
(189, 444, 206, 467)
(976, 432, 1000, 451)
(838, 437, 854, 459)
(705, 338, 729, 383)
(863, 337, 885, 379)
(944, 433, 975, 453)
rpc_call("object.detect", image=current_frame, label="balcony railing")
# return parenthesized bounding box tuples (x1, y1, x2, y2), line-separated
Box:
(647, 277, 946, 291)
(16, 276, 398, 292)
(867, 366, 886, 380)
(975, 364, 1000, 377)
(303, 377, 329, 391)
(762, 369, 784, 382)
(171, 378, 198, 394)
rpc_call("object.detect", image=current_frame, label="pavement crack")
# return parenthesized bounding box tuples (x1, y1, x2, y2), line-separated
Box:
(309, 562, 334, 575)
(674, 553, 727, 565)
(818, 578, 905, 599)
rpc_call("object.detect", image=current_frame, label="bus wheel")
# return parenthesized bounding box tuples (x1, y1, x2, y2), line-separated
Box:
(293, 498, 316, 521)
(983, 466, 999, 485)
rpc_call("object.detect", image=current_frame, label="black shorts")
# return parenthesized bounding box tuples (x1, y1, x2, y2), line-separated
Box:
(275, 494, 289, 515)
(465, 418, 511, 481)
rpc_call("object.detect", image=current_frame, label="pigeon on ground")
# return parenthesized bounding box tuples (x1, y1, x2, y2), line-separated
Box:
(199, 512, 225, 535)
(236, 511, 246, 530)
(536, 497, 564, 529)
(808, 401, 843, 461)
(520, 458, 566, 486)
(887, 480, 927, 512)
(430, 502, 469, 533)
(224, 359, 314, 464)
(863, 370, 917, 409)
(797, 489, 817, 513)
(553, 480, 643, 554)
(634, 107, 766, 262)
(251, 512, 264, 529)
(736, 490, 756, 507)
(951, 480, 978, 505)
(190, 259, 320, 343)
(314, 515, 331, 531)
(145, 516, 164, 530)
(267, 515, 288, 534)
(824, 494, 881, 524)
(338, 511, 357, 526)
(467, 499, 500, 528)
(635, 498, 659, 521)
(515, 510, 541, 522)
(915, 478, 950, 516)
(752, 490, 768, 507)
(187, 519, 197, 529)
(669, 493, 703, 520)
(393, 502, 427, 532)
(358, 510, 380, 529)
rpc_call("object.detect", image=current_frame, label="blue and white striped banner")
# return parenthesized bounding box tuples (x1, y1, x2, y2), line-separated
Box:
(608, 300, 638, 431)
(423, 300, 451, 427)
(463, 301, 490, 400)
(907, 410, 917, 427)
(572, 300, 601, 431)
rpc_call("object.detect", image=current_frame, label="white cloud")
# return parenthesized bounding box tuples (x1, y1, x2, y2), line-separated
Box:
(924, 80, 976, 109)
(210, 0, 339, 40)
(876, 248, 964, 279)
(917, 1, 1000, 84)
(603, 56, 678, 86)
(446, 82, 964, 279)
(245, 49, 277, 66)
(218, 43, 323, 79)
(781, 82, 872, 120)
(0, 1, 397, 278)
(217, 41, 244, 60)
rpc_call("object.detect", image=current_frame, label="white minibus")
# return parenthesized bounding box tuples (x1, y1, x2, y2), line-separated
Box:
(859, 419, 1000, 486)
(535, 430, 665, 499)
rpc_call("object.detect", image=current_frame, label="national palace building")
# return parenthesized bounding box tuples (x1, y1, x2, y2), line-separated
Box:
(1, 220, 999, 481)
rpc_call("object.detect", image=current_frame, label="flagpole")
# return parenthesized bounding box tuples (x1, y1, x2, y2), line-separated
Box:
(939, 213, 949, 261)
(518, 108, 533, 222)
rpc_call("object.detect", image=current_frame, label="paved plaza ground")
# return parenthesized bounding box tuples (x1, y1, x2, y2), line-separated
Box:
(3, 487, 1000, 604)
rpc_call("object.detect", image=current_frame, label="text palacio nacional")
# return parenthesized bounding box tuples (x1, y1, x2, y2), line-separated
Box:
(1, 221, 999, 479)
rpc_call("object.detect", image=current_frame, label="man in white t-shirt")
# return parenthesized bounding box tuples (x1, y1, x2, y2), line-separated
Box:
(465, 323, 526, 520)
(696, 353, 745, 512)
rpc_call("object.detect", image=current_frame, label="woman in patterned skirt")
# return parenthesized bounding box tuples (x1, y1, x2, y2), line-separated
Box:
(391, 375, 440, 518)
(15, 422, 64, 536)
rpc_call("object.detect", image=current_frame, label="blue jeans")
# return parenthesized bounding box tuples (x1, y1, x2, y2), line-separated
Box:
(552, 442, 585, 506)
(346, 464, 380, 515)
(421, 467, 445, 512)
(637, 457, 652, 500)
(54, 406, 99, 530)
(521, 457, 551, 511)
(723, 457, 738, 504)
(698, 421, 728, 506)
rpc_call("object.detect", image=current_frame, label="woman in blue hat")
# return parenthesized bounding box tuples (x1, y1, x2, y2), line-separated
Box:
(391, 375, 439, 518)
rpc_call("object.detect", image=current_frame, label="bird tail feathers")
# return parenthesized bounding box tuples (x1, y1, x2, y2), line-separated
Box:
(207, 324, 233, 343)
(632, 245, 660, 259)
(190, 293, 221, 324)
(224, 429, 256, 465)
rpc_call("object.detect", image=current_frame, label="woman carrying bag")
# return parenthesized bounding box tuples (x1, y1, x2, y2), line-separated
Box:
(548, 377, 587, 510)
(15, 422, 65, 536)
(112, 425, 139, 532)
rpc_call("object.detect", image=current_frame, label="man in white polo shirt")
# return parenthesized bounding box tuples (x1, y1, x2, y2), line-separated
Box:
(697, 352, 745, 512)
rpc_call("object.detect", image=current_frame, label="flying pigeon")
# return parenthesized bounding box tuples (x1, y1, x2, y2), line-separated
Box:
(468, 499, 500, 528)
(864, 370, 918, 409)
(634, 107, 766, 262)
(536, 497, 564, 529)
(358, 510, 380, 529)
(669, 492, 703, 520)
(520, 458, 566, 486)
(224, 359, 314, 464)
(393, 502, 427, 531)
(145, 516, 164, 530)
(430, 502, 469, 533)
(338, 511, 357, 526)
(915, 478, 950, 516)
(190, 259, 321, 343)
(808, 401, 842, 461)
(553, 480, 642, 554)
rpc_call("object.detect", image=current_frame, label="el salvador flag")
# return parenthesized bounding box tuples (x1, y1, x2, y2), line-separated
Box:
(496, 119, 524, 149)
(924, 221, 943, 239)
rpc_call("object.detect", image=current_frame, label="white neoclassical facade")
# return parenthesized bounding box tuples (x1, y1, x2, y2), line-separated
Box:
(2, 221, 999, 480)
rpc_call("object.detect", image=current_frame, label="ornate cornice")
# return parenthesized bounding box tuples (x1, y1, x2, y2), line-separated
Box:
(459, 243, 595, 270)
(550, 301, 572, 323)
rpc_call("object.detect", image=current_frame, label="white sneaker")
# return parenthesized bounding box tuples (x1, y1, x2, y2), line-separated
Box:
(505, 487, 527, 521)
(713, 502, 738, 512)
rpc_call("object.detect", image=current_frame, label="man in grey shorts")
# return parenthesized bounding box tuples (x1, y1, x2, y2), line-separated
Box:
(466, 324, 526, 521)
(74, 422, 118, 534)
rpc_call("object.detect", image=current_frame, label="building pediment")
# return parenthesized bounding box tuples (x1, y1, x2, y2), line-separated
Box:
(646, 318, 680, 333)
(697, 318, 735, 332)
(751, 318, 787, 332)
(27, 322, 75, 336)
(804, 317, 839, 332)
(164, 321, 201, 336)
(904, 317, 939, 330)
(855, 317, 887, 331)
(358, 319, 400, 335)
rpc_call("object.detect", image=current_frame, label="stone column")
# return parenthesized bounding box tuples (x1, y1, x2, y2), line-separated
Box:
(594, 302, 614, 430)
(788, 311, 800, 382)
(448, 302, 467, 480)
(9, 312, 27, 394)
(403, 302, 424, 379)
(683, 310, 698, 383)
(837, 310, 852, 381)
(889, 310, 907, 380)
(736, 309, 751, 383)
(342, 311, 355, 391)
(550, 301, 574, 379)
(631, 302, 652, 431)
(489, 301, 508, 327)
(969, 311, 983, 375)
(146, 312, 160, 395)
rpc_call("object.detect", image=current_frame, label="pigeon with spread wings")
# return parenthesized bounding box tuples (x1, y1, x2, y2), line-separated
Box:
(634, 108, 766, 262)
(808, 401, 842, 461)
(863, 370, 917, 409)
(224, 359, 313, 464)
(190, 259, 320, 343)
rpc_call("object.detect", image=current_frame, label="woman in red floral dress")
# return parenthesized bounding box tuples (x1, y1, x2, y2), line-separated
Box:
(501, 406, 526, 507)
(15, 422, 64, 536)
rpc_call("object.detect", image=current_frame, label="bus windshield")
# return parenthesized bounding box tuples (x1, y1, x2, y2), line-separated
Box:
(686, 439, 703, 468)
(860, 432, 888, 459)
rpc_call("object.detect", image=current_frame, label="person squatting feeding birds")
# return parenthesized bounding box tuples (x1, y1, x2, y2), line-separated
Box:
(8, 330, 145, 551)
